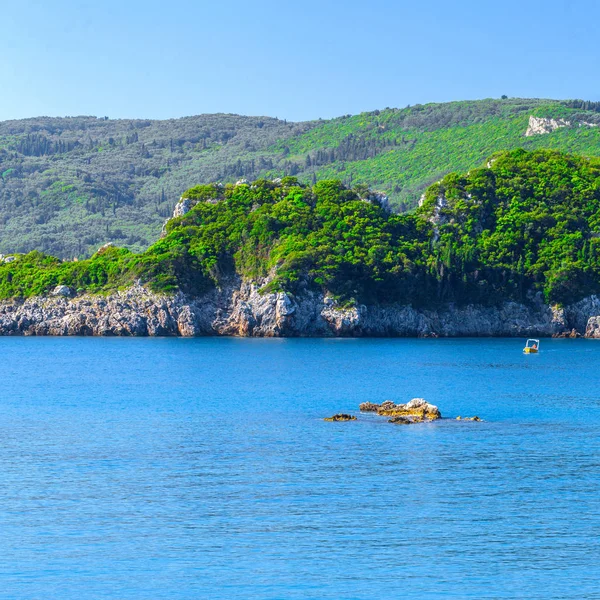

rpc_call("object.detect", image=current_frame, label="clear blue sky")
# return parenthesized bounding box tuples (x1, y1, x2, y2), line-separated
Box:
(1, 0, 598, 122)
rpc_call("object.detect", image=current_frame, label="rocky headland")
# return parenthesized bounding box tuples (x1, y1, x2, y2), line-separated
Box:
(4, 152, 600, 339)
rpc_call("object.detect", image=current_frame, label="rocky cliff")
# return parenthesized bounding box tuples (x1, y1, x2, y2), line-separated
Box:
(524, 115, 598, 137)
(525, 116, 571, 136)
(1, 279, 600, 337)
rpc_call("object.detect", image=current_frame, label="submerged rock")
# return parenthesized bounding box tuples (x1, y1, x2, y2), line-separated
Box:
(456, 416, 481, 421)
(324, 413, 357, 422)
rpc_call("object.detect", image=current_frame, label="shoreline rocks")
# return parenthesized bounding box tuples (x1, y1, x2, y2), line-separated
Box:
(0, 279, 600, 337)
(585, 316, 600, 338)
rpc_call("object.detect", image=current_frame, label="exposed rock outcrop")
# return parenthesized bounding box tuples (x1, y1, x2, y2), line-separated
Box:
(376, 398, 441, 421)
(360, 398, 441, 424)
(96, 242, 114, 254)
(161, 197, 192, 237)
(0, 278, 600, 337)
(173, 197, 192, 218)
(565, 295, 600, 332)
(362, 400, 485, 424)
(360, 191, 391, 213)
(525, 116, 571, 136)
(585, 316, 600, 338)
(524, 116, 599, 137)
(553, 328, 581, 339)
(161, 189, 225, 237)
(52, 285, 72, 297)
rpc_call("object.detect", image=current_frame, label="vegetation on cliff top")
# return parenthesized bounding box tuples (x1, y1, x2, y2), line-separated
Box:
(3, 98, 600, 258)
(2, 148, 600, 307)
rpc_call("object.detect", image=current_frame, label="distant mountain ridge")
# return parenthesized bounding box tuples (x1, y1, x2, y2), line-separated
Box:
(1, 97, 600, 258)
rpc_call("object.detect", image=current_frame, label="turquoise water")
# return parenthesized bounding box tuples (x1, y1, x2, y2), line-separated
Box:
(1, 337, 600, 599)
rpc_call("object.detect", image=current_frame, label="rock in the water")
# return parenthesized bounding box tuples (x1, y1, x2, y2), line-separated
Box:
(360, 398, 442, 423)
(376, 398, 441, 420)
(324, 413, 357, 422)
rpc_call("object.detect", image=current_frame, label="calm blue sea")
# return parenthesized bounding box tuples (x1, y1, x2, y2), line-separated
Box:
(1, 337, 599, 599)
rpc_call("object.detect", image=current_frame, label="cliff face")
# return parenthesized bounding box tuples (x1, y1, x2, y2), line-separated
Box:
(1, 280, 599, 337)
(524, 115, 598, 137)
(525, 116, 571, 136)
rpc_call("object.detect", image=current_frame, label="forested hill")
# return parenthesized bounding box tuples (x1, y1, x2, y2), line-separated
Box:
(2, 149, 600, 309)
(2, 97, 600, 258)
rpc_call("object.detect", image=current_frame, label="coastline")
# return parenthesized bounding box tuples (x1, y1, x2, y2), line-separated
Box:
(1, 280, 599, 338)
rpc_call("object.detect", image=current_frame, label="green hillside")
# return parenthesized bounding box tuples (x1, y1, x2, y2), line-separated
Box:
(2, 148, 600, 308)
(280, 98, 600, 210)
(1, 98, 600, 258)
